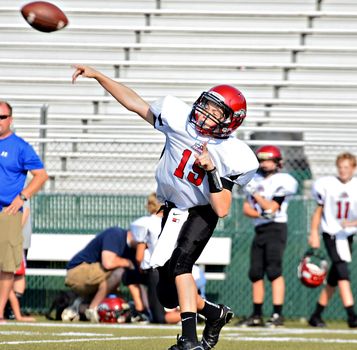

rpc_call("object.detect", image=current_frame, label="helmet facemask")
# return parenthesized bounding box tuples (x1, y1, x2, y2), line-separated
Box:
(189, 91, 245, 139)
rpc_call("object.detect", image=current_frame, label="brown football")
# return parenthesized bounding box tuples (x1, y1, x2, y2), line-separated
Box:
(21, 1, 69, 33)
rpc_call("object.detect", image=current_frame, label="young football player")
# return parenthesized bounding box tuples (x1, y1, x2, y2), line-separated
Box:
(237, 145, 298, 328)
(130, 192, 165, 324)
(308, 152, 357, 328)
(72, 65, 258, 350)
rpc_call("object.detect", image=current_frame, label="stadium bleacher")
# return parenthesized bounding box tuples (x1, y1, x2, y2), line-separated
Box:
(1, 0, 357, 189)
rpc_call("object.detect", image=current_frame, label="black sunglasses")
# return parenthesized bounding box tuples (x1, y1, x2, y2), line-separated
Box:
(0, 115, 10, 120)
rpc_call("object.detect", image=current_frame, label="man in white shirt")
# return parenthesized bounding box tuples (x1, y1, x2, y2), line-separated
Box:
(308, 152, 357, 328)
(72, 65, 258, 350)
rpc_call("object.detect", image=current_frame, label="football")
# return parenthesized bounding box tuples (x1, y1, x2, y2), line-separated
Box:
(21, 1, 69, 33)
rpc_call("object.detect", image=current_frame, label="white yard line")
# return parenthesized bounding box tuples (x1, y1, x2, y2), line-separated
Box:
(5, 322, 356, 334)
(5, 322, 181, 330)
(0, 330, 113, 337)
(0, 336, 173, 346)
(225, 336, 357, 344)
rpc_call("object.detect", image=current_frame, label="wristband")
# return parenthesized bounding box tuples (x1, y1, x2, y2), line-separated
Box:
(206, 167, 223, 193)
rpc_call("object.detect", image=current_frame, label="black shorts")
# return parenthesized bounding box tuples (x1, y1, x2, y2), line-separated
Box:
(156, 203, 218, 308)
(323, 232, 353, 285)
(249, 222, 287, 282)
(121, 247, 144, 286)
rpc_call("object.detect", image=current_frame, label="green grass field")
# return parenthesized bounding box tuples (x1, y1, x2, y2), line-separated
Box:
(1, 318, 357, 350)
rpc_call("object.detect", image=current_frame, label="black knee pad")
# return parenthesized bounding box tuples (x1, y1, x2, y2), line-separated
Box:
(249, 267, 264, 283)
(266, 264, 282, 282)
(156, 265, 179, 309)
(170, 247, 195, 277)
(156, 280, 179, 309)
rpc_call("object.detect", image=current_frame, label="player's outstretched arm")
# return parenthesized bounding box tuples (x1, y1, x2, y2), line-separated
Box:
(72, 64, 154, 125)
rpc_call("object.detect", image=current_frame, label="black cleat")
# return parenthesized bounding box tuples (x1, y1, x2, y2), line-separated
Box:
(308, 314, 326, 328)
(130, 310, 150, 324)
(201, 304, 234, 350)
(265, 313, 284, 328)
(168, 335, 204, 350)
(348, 316, 357, 328)
(235, 314, 265, 327)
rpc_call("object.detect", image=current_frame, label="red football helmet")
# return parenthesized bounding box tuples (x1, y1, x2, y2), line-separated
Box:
(297, 249, 328, 288)
(189, 84, 247, 138)
(97, 296, 130, 323)
(256, 145, 282, 162)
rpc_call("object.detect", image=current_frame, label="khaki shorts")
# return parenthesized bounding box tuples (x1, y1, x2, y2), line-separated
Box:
(0, 211, 23, 273)
(65, 262, 112, 298)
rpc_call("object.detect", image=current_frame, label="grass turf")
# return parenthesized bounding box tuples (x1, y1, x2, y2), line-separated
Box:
(1, 318, 357, 350)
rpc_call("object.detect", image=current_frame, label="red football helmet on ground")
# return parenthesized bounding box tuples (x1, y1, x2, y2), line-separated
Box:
(97, 295, 130, 323)
(297, 249, 328, 288)
(189, 84, 247, 139)
(255, 145, 282, 162)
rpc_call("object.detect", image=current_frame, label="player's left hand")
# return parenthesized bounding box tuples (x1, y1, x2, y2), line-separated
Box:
(261, 209, 276, 220)
(194, 142, 215, 171)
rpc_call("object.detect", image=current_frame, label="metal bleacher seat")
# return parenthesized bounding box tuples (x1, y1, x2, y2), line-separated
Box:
(321, 0, 357, 12)
(2, 76, 357, 105)
(1, 58, 357, 83)
(159, 0, 317, 11)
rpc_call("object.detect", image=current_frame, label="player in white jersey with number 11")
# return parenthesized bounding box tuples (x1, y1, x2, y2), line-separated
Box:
(72, 65, 258, 350)
(308, 152, 357, 328)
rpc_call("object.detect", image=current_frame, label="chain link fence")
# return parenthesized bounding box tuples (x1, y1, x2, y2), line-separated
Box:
(24, 192, 357, 321)
(24, 137, 357, 196)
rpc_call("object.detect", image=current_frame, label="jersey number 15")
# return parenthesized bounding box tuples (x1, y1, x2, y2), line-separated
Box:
(174, 149, 206, 186)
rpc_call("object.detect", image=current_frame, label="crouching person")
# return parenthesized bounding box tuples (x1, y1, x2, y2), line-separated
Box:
(65, 227, 135, 322)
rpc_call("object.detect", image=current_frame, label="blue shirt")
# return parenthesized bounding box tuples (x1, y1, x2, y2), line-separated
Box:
(66, 227, 130, 269)
(0, 133, 44, 211)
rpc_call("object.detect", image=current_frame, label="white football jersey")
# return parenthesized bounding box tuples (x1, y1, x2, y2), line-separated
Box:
(312, 176, 357, 236)
(247, 172, 298, 226)
(130, 214, 162, 270)
(150, 95, 259, 209)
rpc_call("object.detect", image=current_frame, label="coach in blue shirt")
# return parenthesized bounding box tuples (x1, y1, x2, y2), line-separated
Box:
(0, 100, 48, 321)
(65, 226, 135, 322)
